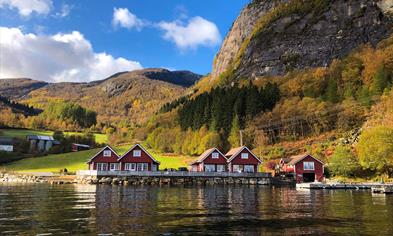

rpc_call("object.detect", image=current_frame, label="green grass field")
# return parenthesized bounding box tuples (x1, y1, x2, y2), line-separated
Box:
(0, 129, 108, 144)
(1, 145, 197, 173)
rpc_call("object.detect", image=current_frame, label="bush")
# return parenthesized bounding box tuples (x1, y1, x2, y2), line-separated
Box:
(328, 145, 360, 177)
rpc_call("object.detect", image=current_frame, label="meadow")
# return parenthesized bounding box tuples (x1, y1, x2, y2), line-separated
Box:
(2, 145, 197, 173)
(0, 128, 108, 143)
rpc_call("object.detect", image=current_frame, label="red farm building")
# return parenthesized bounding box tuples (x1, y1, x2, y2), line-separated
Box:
(118, 144, 160, 172)
(226, 146, 262, 173)
(87, 145, 120, 171)
(280, 154, 325, 183)
(190, 148, 228, 172)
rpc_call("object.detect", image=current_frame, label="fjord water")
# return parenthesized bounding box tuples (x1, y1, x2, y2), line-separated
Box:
(1, 184, 393, 235)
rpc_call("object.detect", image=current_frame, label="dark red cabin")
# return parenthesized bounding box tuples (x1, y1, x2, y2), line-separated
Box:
(190, 148, 228, 172)
(281, 154, 324, 183)
(87, 145, 120, 171)
(118, 144, 160, 171)
(226, 146, 262, 173)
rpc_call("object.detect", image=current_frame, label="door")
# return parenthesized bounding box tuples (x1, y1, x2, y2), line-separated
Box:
(303, 173, 315, 182)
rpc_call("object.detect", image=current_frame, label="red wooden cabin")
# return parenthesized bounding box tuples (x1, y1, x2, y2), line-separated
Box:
(190, 148, 228, 172)
(87, 145, 120, 171)
(225, 146, 262, 173)
(118, 144, 160, 172)
(281, 154, 324, 183)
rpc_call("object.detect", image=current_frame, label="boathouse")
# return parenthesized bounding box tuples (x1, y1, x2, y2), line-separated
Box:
(118, 144, 160, 171)
(281, 154, 324, 183)
(87, 145, 120, 171)
(190, 148, 228, 172)
(226, 146, 262, 173)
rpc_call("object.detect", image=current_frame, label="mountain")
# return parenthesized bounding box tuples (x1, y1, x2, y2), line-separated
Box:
(212, 0, 393, 82)
(0, 78, 48, 100)
(143, 0, 393, 170)
(0, 69, 201, 126)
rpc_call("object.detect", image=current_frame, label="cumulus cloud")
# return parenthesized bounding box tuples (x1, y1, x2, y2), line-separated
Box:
(0, 0, 52, 16)
(0, 27, 143, 82)
(158, 16, 221, 50)
(112, 7, 145, 30)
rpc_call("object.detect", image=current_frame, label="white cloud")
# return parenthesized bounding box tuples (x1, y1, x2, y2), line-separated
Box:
(0, 0, 52, 16)
(158, 16, 221, 50)
(0, 27, 143, 82)
(112, 7, 145, 30)
(54, 3, 72, 18)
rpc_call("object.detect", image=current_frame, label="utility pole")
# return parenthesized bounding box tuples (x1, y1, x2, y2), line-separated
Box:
(239, 130, 243, 146)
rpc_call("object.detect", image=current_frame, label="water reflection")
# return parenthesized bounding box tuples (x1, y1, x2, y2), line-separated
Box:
(1, 183, 393, 235)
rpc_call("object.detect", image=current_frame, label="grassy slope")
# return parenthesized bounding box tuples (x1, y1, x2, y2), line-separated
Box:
(1, 145, 197, 173)
(0, 129, 108, 144)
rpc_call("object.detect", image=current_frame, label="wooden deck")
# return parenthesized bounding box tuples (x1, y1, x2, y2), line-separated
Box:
(372, 185, 393, 194)
(76, 170, 272, 178)
(296, 182, 390, 190)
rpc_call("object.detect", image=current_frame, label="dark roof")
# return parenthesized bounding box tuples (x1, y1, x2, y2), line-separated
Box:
(0, 137, 14, 145)
(287, 154, 325, 165)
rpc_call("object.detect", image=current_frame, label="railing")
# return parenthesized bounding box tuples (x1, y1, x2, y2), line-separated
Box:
(76, 170, 271, 178)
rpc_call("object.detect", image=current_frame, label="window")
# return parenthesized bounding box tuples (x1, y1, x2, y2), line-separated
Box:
(103, 150, 111, 157)
(204, 164, 215, 172)
(97, 163, 107, 171)
(303, 162, 315, 170)
(133, 150, 141, 157)
(109, 163, 119, 171)
(137, 163, 148, 171)
(244, 165, 255, 173)
(217, 165, 226, 172)
(125, 163, 136, 171)
(241, 153, 249, 159)
(233, 165, 242, 172)
(212, 152, 219, 159)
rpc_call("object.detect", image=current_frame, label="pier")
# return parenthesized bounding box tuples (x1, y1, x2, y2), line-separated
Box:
(296, 182, 393, 192)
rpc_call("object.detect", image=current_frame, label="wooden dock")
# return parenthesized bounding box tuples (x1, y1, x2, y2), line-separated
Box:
(371, 185, 393, 194)
(296, 182, 390, 190)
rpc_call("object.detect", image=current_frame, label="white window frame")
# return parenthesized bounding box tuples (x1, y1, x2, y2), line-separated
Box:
(303, 162, 315, 171)
(133, 150, 141, 157)
(97, 163, 108, 171)
(204, 164, 216, 172)
(241, 153, 249, 159)
(137, 163, 148, 171)
(244, 165, 255, 173)
(217, 165, 226, 172)
(212, 152, 219, 159)
(109, 163, 119, 171)
(233, 165, 242, 172)
(124, 163, 136, 171)
(103, 150, 111, 157)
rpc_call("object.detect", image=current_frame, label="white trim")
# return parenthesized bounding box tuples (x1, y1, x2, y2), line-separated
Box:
(290, 154, 325, 165)
(227, 146, 262, 163)
(87, 145, 120, 163)
(190, 148, 227, 165)
(118, 144, 160, 164)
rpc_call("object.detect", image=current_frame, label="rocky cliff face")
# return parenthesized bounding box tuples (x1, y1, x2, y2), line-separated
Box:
(212, 0, 393, 81)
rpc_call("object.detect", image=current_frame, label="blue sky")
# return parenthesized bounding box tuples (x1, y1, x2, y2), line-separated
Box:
(0, 0, 249, 82)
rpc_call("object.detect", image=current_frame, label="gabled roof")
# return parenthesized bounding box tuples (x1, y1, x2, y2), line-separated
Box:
(27, 135, 54, 141)
(287, 154, 324, 165)
(86, 145, 119, 163)
(226, 146, 262, 163)
(190, 147, 226, 165)
(280, 158, 292, 164)
(117, 143, 160, 164)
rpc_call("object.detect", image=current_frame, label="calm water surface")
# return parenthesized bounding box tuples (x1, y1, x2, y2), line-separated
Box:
(0, 184, 393, 235)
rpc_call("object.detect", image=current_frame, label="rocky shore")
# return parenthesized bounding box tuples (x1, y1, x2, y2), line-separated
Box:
(0, 172, 282, 186)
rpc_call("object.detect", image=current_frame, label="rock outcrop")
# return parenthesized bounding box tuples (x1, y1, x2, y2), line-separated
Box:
(212, 0, 393, 81)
